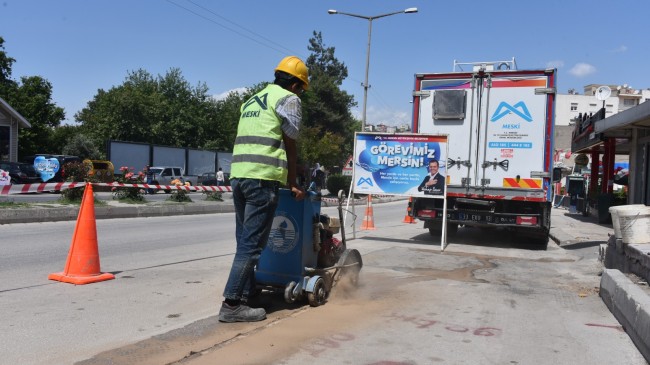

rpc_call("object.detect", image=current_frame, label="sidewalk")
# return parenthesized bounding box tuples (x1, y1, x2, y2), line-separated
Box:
(549, 204, 614, 247)
(551, 204, 650, 362)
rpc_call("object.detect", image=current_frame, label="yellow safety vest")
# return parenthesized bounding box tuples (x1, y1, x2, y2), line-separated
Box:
(230, 84, 293, 183)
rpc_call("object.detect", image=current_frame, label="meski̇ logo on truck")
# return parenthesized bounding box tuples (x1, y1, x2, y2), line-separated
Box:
(353, 133, 447, 197)
(486, 78, 546, 155)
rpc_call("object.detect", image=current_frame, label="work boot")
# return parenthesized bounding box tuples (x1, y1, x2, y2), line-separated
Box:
(218, 302, 266, 323)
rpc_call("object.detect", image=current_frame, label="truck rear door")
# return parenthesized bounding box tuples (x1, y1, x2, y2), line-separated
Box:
(415, 70, 554, 197)
(415, 74, 477, 190)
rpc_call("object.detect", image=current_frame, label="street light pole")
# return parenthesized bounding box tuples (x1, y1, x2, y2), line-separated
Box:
(328, 8, 418, 131)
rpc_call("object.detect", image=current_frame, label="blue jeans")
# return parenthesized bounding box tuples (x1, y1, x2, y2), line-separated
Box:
(223, 178, 279, 301)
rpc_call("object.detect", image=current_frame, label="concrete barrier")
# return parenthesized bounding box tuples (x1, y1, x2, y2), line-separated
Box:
(600, 269, 650, 362)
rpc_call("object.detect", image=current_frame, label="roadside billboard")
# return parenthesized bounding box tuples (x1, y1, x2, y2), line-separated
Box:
(107, 140, 219, 175)
(352, 133, 448, 197)
(108, 141, 149, 172)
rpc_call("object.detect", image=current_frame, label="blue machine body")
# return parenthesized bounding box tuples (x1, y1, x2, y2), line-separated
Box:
(255, 189, 321, 286)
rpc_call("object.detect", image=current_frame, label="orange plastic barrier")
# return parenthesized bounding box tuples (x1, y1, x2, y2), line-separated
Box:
(403, 197, 416, 224)
(360, 194, 376, 230)
(48, 183, 115, 285)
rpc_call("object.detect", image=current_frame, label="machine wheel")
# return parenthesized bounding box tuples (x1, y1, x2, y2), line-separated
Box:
(308, 277, 327, 307)
(284, 281, 298, 303)
(337, 249, 362, 287)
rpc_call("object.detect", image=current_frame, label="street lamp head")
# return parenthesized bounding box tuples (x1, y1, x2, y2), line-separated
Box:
(327, 7, 418, 130)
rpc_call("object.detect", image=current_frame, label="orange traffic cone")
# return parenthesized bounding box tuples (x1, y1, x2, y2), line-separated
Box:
(48, 183, 115, 285)
(403, 197, 417, 224)
(360, 194, 376, 230)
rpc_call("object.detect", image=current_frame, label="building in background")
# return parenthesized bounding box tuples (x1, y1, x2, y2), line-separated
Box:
(557, 84, 650, 127)
(554, 84, 649, 173)
(566, 83, 650, 212)
(0, 97, 31, 162)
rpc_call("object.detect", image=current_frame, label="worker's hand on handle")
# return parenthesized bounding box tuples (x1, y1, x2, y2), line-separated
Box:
(290, 184, 306, 201)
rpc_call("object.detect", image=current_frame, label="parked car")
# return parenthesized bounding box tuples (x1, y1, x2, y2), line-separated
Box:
(147, 166, 199, 193)
(197, 172, 216, 185)
(0, 161, 42, 184)
(201, 172, 230, 186)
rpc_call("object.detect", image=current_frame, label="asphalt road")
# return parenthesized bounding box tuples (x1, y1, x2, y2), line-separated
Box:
(1, 201, 645, 365)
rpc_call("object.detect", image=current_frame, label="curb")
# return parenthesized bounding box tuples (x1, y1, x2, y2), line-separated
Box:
(600, 269, 650, 363)
(0, 196, 407, 225)
(549, 227, 575, 246)
(0, 203, 236, 224)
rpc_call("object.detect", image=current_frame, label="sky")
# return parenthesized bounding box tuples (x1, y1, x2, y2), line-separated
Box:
(2, 0, 649, 127)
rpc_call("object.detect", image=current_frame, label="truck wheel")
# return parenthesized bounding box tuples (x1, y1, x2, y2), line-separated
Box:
(520, 231, 549, 250)
(447, 223, 459, 236)
(533, 234, 549, 250)
(428, 223, 457, 237)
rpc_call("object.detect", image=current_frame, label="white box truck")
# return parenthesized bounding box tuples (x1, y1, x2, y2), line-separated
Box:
(409, 59, 561, 247)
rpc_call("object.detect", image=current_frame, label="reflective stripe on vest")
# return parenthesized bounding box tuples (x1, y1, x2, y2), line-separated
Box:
(234, 136, 283, 150)
(230, 84, 293, 183)
(232, 154, 288, 169)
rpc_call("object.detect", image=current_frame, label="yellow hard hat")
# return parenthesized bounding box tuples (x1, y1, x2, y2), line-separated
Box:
(275, 56, 309, 90)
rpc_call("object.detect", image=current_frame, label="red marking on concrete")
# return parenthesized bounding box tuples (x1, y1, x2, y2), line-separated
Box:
(385, 312, 502, 337)
(585, 323, 625, 332)
(300, 333, 355, 358)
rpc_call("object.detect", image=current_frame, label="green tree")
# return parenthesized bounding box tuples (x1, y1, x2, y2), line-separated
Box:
(306, 31, 348, 85)
(50, 124, 82, 152)
(297, 125, 345, 169)
(13, 76, 65, 156)
(76, 68, 224, 150)
(62, 134, 102, 160)
(0, 37, 65, 157)
(0, 37, 17, 93)
(76, 69, 163, 147)
(202, 85, 261, 152)
(301, 31, 359, 168)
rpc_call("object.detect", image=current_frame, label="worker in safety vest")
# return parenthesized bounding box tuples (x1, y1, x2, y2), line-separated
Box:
(219, 56, 308, 323)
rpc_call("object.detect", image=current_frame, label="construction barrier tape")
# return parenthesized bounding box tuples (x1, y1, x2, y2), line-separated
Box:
(0, 182, 232, 195)
(1, 182, 391, 206)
